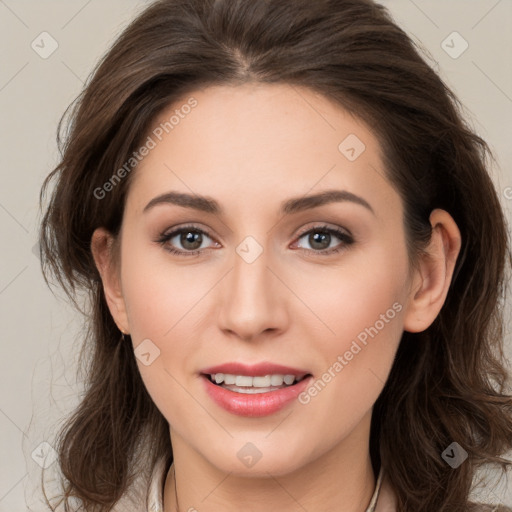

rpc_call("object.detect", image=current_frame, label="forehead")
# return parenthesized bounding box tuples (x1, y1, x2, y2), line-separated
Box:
(127, 83, 398, 216)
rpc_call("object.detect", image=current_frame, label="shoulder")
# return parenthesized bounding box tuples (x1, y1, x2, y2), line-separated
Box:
(467, 503, 512, 512)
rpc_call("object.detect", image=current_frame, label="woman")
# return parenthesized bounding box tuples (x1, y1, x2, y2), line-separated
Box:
(38, 0, 512, 510)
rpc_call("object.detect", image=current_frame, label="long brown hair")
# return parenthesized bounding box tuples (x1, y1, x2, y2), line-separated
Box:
(38, 0, 512, 510)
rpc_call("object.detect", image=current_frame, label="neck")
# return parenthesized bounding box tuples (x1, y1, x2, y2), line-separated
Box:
(163, 415, 378, 512)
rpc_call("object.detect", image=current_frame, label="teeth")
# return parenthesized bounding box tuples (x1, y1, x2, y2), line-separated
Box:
(253, 376, 271, 387)
(283, 375, 296, 385)
(270, 374, 283, 386)
(235, 375, 253, 387)
(209, 373, 302, 387)
(224, 374, 236, 385)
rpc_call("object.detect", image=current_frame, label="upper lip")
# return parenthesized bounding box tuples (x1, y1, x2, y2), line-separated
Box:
(200, 362, 311, 378)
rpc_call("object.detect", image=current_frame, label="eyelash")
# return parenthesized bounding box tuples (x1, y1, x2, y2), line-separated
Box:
(155, 224, 354, 257)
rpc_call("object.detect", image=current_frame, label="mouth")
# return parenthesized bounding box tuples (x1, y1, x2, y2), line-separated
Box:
(203, 372, 312, 394)
(199, 362, 314, 417)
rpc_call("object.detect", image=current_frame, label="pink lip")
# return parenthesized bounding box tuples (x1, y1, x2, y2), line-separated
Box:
(200, 361, 310, 378)
(200, 362, 313, 417)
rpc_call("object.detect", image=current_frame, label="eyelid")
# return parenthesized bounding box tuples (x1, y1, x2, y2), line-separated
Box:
(294, 222, 353, 238)
(291, 224, 354, 254)
(160, 222, 214, 239)
(156, 222, 354, 256)
(155, 223, 218, 255)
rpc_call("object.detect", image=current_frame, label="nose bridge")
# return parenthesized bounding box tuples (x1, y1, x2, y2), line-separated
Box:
(232, 236, 269, 297)
(217, 234, 286, 339)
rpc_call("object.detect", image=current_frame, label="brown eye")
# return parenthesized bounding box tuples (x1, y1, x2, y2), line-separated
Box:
(156, 225, 218, 256)
(179, 230, 204, 251)
(307, 231, 332, 250)
(295, 225, 354, 254)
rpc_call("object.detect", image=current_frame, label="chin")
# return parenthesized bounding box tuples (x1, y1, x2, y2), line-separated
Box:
(202, 440, 315, 478)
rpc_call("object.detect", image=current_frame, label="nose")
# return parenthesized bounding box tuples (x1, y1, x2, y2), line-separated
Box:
(216, 240, 289, 342)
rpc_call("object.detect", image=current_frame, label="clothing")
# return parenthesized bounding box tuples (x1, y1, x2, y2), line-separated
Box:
(146, 456, 384, 512)
(145, 456, 512, 511)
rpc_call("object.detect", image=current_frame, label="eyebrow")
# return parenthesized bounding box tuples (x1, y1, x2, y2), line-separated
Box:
(143, 189, 375, 216)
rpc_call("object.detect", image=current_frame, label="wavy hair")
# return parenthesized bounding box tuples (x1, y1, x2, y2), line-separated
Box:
(38, 0, 512, 510)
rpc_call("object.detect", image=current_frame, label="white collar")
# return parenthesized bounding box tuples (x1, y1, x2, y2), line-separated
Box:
(147, 457, 384, 512)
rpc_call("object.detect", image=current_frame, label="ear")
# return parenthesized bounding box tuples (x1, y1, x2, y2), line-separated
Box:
(90, 227, 130, 335)
(403, 209, 462, 333)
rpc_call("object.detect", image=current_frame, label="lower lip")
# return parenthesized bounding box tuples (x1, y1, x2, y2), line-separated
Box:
(201, 375, 313, 417)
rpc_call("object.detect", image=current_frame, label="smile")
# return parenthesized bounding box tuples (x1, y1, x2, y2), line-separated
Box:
(207, 373, 307, 393)
(200, 362, 313, 417)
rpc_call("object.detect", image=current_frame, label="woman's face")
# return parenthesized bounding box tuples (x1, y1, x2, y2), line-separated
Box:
(106, 83, 418, 475)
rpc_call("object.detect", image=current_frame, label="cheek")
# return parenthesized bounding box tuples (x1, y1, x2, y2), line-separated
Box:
(120, 226, 408, 421)
(298, 244, 408, 348)
(121, 227, 409, 367)
(119, 244, 207, 423)
(119, 239, 206, 388)
(293, 279, 405, 442)
(292, 242, 408, 411)
(121, 239, 214, 339)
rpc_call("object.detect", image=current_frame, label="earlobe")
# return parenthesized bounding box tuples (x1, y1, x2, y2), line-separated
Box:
(90, 227, 130, 334)
(403, 209, 462, 333)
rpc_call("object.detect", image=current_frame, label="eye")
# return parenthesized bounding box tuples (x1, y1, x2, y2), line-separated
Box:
(156, 225, 219, 256)
(156, 223, 354, 257)
(293, 225, 354, 255)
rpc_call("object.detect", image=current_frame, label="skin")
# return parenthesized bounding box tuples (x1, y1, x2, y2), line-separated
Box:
(91, 83, 461, 512)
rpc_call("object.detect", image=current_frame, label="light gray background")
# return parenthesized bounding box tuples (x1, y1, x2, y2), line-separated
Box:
(0, 1, 511, 510)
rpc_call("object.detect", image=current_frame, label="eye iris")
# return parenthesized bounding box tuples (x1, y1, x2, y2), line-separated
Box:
(181, 231, 202, 250)
(172, 229, 338, 252)
(310, 231, 330, 250)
